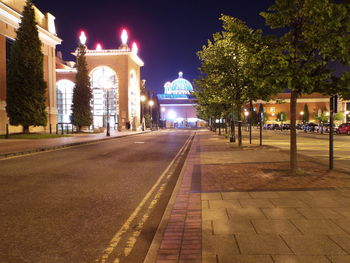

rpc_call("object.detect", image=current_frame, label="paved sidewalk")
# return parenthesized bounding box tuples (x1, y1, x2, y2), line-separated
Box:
(0, 130, 149, 158)
(148, 130, 350, 263)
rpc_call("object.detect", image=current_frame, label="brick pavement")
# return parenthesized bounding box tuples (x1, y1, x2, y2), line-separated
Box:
(149, 130, 350, 263)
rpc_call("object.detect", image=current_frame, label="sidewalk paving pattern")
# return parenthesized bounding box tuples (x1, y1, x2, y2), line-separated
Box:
(2, 129, 350, 263)
(151, 130, 350, 263)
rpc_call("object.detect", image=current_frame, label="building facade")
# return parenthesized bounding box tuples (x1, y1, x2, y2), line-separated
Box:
(0, 0, 61, 134)
(158, 72, 204, 128)
(56, 31, 144, 131)
(253, 93, 350, 124)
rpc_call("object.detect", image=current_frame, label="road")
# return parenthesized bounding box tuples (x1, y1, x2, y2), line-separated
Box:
(0, 130, 193, 263)
(241, 128, 350, 172)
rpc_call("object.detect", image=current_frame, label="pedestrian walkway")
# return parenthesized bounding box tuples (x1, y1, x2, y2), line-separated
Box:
(147, 130, 350, 263)
(0, 130, 149, 158)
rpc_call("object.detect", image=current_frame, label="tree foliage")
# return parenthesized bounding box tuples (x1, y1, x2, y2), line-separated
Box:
(194, 15, 279, 145)
(71, 44, 93, 130)
(6, 0, 47, 133)
(302, 104, 310, 123)
(259, 0, 350, 174)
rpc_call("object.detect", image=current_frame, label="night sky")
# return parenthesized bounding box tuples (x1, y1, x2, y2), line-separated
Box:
(34, 0, 275, 94)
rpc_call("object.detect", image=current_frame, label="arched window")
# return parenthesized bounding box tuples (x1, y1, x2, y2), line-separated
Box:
(129, 71, 138, 119)
(90, 66, 118, 128)
(56, 79, 74, 123)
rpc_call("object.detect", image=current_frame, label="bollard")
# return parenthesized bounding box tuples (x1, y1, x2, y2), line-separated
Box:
(49, 124, 52, 134)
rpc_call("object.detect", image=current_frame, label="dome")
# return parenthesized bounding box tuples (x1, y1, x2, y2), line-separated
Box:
(165, 72, 193, 95)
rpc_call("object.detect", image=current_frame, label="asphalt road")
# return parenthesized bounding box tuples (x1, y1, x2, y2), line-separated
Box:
(0, 130, 193, 263)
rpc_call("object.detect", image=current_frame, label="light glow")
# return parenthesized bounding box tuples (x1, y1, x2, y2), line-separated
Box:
(300, 111, 304, 115)
(161, 107, 166, 112)
(132, 42, 138, 55)
(121, 29, 128, 45)
(96, 43, 102, 51)
(244, 111, 249, 117)
(149, 100, 154, 107)
(79, 31, 87, 45)
(345, 111, 349, 115)
(140, 95, 146, 102)
(168, 110, 176, 120)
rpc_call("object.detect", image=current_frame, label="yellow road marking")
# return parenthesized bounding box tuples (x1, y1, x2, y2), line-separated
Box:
(97, 133, 193, 263)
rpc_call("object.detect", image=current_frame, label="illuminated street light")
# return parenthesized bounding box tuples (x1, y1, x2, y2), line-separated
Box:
(79, 31, 87, 45)
(326, 112, 330, 116)
(121, 29, 128, 45)
(300, 111, 304, 115)
(96, 43, 102, 51)
(132, 42, 138, 55)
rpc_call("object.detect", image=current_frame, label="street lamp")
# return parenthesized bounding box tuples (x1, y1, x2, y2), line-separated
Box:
(140, 95, 146, 131)
(161, 107, 166, 128)
(149, 100, 154, 130)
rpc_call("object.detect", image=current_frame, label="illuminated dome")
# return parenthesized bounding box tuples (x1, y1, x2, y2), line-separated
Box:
(165, 72, 193, 95)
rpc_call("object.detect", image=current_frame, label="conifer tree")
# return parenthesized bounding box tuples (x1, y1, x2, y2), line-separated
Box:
(71, 44, 93, 131)
(302, 104, 310, 123)
(6, 0, 47, 134)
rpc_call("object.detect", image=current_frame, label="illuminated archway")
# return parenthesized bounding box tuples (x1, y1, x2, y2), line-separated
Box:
(56, 79, 74, 123)
(90, 66, 119, 129)
(129, 71, 138, 129)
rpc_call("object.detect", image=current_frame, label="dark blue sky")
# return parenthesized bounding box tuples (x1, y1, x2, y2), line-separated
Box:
(34, 0, 275, 93)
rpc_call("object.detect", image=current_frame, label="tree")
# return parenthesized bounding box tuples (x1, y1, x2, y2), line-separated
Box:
(260, 0, 350, 175)
(195, 15, 276, 145)
(302, 104, 310, 123)
(6, 0, 47, 134)
(71, 43, 93, 131)
(276, 111, 287, 126)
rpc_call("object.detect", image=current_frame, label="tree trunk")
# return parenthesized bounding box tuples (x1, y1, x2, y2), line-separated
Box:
(237, 106, 242, 146)
(23, 125, 29, 134)
(218, 118, 221, 135)
(290, 90, 298, 175)
(225, 116, 228, 135)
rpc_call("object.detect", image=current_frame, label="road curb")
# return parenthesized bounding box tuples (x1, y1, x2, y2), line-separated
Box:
(0, 131, 151, 160)
(143, 132, 196, 263)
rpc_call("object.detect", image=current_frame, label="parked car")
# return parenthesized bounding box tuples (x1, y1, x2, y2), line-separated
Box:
(296, 123, 304, 130)
(264, 124, 272, 130)
(304, 122, 318, 132)
(282, 124, 290, 130)
(336, 123, 350, 135)
(319, 123, 338, 133)
(271, 124, 280, 130)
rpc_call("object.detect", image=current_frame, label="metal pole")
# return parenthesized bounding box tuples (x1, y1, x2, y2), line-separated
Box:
(260, 112, 263, 146)
(49, 124, 52, 134)
(106, 89, 110, 136)
(150, 105, 153, 130)
(329, 96, 334, 170)
(56, 124, 58, 134)
(5, 124, 9, 139)
(249, 101, 253, 144)
(61, 123, 64, 135)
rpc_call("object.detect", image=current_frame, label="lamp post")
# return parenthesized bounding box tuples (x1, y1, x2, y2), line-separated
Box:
(149, 100, 154, 130)
(161, 107, 165, 128)
(141, 95, 146, 131)
(106, 88, 110, 136)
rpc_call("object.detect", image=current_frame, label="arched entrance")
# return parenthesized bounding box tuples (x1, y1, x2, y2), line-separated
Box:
(56, 79, 74, 123)
(90, 66, 119, 129)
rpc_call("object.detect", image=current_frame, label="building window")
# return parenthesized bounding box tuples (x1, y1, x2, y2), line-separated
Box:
(90, 66, 118, 128)
(346, 102, 350, 111)
(56, 80, 74, 123)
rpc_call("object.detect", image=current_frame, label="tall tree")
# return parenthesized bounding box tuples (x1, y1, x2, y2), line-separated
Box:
(71, 43, 93, 131)
(302, 104, 310, 123)
(195, 15, 276, 145)
(260, 0, 350, 175)
(6, 0, 47, 134)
